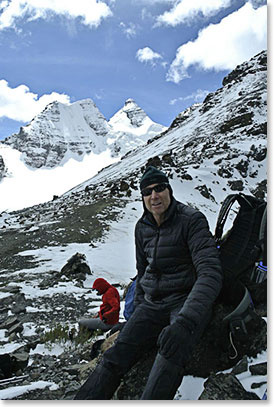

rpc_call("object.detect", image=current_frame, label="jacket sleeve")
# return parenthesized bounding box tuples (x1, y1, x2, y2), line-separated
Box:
(134, 222, 148, 307)
(177, 211, 223, 330)
(102, 291, 120, 320)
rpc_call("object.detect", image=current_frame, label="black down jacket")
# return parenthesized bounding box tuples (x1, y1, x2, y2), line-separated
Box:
(134, 198, 223, 330)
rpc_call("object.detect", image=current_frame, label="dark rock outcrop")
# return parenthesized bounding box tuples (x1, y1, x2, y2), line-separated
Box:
(0, 154, 6, 181)
(222, 51, 267, 87)
(199, 373, 260, 400)
(60, 253, 92, 283)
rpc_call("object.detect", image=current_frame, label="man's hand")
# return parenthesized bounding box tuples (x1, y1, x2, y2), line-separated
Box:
(157, 322, 192, 359)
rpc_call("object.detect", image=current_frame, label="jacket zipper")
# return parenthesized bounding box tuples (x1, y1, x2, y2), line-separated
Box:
(154, 228, 161, 280)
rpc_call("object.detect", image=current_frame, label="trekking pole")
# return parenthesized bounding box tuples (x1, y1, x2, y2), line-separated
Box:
(0, 375, 29, 387)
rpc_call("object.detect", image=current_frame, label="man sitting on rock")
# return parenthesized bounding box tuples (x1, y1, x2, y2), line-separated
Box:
(79, 278, 120, 334)
(75, 166, 223, 400)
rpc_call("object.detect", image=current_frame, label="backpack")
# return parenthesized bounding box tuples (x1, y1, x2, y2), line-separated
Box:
(123, 278, 137, 321)
(214, 193, 267, 357)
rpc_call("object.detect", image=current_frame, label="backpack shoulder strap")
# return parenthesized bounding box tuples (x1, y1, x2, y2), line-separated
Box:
(259, 205, 267, 242)
(215, 194, 240, 241)
(253, 204, 267, 266)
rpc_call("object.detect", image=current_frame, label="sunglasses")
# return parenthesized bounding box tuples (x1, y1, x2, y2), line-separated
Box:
(141, 183, 168, 197)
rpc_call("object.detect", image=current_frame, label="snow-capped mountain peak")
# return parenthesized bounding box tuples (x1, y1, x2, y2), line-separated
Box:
(109, 98, 160, 129)
(1, 98, 111, 169)
(107, 99, 167, 153)
(0, 97, 166, 211)
(1, 97, 166, 172)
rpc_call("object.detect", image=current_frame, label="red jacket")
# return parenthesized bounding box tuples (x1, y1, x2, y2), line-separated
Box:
(93, 278, 120, 325)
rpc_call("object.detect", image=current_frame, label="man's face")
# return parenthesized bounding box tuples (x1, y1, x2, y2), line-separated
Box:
(143, 183, 171, 222)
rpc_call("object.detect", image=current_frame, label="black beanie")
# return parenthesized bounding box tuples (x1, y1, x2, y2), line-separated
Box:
(140, 166, 169, 190)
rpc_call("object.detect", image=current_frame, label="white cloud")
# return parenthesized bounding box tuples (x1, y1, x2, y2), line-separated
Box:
(0, 80, 70, 121)
(169, 89, 209, 105)
(156, 0, 232, 26)
(136, 47, 163, 66)
(167, 3, 267, 83)
(185, 88, 209, 102)
(119, 22, 137, 39)
(0, 0, 112, 31)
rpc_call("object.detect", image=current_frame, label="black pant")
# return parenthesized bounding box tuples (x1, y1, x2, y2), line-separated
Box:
(74, 301, 211, 400)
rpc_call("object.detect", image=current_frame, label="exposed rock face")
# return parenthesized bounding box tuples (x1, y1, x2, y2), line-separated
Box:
(0, 154, 6, 181)
(199, 373, 260, 400)
(121, 98, 148, 127)
(0, 98, 166, 171)
(1, 99, 110, 168)
(108, 99, 167, 155)
(222, 50, 267, 87)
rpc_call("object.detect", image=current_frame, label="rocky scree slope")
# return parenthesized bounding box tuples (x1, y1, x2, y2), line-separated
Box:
(0, 51, 267, 400)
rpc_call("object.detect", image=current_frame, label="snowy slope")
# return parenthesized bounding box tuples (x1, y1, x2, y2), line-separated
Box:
(65, 50, 267, 229)
(0, 51, 267, 401)
(0, 145, 118, 212)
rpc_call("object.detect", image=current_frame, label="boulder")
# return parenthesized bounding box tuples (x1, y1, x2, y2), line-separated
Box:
(0, 349, 30, 379)
(11, 293, 29, 314)
(0, 354, 12, 379)
(8, 321, 24, 335)
(199, 373, 260, 400)
(0, 315, 19, 330)
(11, 351, 29, 373)
(249, 362, 267, 376)
(231, 355, 248, 375)
(60, 253, 92, 283)
(65, 359, 98, 382)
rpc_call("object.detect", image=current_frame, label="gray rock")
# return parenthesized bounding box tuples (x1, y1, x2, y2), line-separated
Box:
(0, 155, 7, 181)
(12, 304, 27, 314)
(249, 362, 267, 376)
(231, 355, 248, 375)
(251, 381, 267, 389)
(60, 252, 92, 282)
(0, 315, 19, 330)
(0, 286, 21, 294)
(8, 321, 24, 335)
(11, 351, 29, 373)
(199, 373, 260, 400)
(0, 354, 12, 379)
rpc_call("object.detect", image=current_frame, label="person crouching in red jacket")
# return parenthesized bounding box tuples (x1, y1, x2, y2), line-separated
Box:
(79, 278, 120, 334)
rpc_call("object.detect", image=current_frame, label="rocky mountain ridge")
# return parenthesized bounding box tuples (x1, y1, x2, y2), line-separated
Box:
(0, 50, 267, 400)
(0, 98, 166, 170)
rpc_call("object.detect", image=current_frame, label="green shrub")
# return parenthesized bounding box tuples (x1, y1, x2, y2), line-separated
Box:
(41, 323, 103, 346)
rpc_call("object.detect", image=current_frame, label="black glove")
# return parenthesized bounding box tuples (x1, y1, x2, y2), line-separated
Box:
(157, 321, 192, 359)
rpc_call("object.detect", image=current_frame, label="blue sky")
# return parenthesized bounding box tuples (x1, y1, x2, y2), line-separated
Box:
(0, 0, 267, 140)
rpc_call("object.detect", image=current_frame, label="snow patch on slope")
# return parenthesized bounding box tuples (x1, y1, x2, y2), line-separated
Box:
(0, 144, 118, 212)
